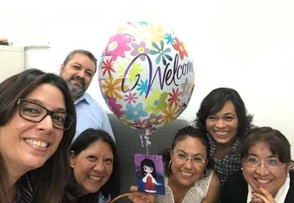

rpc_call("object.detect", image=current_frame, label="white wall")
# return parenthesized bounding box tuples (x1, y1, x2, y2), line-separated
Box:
(1, 0, 293, 154)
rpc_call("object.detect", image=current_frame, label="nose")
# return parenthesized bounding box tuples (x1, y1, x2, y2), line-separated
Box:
(37, 115, 54, 131)
(255, 163, 269, 175)
(93, 160, 106, 172)
(183, 158, 193, 168)
(216, 119, 226, 128)
(76, 69, 86, 78)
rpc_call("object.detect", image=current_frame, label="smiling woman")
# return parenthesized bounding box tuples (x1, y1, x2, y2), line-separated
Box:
(65, 128, 120, 203)
(193, 87, 254, 185)
(0, 68, 76, 203)
(220, 126, 294, 203)
(155, 125, 220, 203)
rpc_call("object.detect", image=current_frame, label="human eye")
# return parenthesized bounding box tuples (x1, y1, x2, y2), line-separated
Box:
(207, 115, 217, 120)
(87, 156, 97, 162)
(224, 115, 234, 121)
(86, 70, 94, 78)
(246, 156, 259, 165)
(21, 103, 42, 117)
(192, 156, 204, 164)
(177, 153, 187, 161)
(72, 65, 81, 70)
(267, 159, 279, 167)
(104, 158, 113, 165)
(52, 113, 66, 124)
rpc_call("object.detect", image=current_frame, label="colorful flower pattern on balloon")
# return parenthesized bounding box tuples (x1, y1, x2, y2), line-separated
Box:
(98, 21, 194, 135)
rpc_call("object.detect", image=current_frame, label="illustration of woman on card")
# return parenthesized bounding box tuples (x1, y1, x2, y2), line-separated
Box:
(141, 158, 158, 193)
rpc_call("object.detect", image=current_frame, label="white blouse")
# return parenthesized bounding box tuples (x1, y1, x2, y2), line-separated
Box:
(156, 169, 214, 203)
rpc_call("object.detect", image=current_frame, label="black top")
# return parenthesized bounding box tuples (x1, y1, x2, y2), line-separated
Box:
(208, 135, 242, 185)
(220, 170, 294, 203)
(14, 174, 33, 203)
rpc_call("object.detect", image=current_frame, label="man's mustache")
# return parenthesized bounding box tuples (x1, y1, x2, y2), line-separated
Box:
(71, 76, 85, 87)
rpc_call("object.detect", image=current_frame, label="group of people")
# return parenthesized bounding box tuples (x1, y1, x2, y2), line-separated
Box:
(0, 49, 293, 203)
(135, 88, 293, 203)
(136, 87, 294, 203)
(0, 50, 117, 203)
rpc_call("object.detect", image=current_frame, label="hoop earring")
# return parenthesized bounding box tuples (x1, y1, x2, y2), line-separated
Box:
(202, 168, 209, 177)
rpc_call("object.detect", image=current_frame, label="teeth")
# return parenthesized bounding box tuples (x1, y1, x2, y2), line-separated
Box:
(215, 131, 228, 135)
(25, 139, 48, 148)
(256, 179, 271, 184)
(89, 175, 102, 181)
(181, 171, 193, 176)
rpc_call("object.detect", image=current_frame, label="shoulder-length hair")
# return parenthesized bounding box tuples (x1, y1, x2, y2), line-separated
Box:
(194, 87, 253, 140)
(0, 68, 76, 203)
(68, 128, 120, 202)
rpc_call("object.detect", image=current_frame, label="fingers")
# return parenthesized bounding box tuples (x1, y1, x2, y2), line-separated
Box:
(252, 186, 275, 203)
(139, 195, 151, 203)
(251, 195, 265, 203)
(128, 185, 155, 203)
(128, 194, 152, 203)
(130, 185, 139, 192)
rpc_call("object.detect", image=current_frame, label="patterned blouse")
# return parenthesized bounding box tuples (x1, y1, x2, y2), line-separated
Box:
(14, 174, 33, 203)
(155, 170, 214, 203)
(207, 135, 242, 185)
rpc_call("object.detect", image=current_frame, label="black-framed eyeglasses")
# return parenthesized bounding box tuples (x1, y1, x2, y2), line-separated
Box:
(17, 99, 73, 131)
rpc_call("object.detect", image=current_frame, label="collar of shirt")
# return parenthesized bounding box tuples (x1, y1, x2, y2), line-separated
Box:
(74, 93, 90, 105)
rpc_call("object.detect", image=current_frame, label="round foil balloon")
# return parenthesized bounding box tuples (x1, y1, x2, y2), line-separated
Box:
(98, 21, 194, 136)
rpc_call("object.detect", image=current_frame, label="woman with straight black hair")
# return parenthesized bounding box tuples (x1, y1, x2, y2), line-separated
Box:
(65, 128, 120, 203)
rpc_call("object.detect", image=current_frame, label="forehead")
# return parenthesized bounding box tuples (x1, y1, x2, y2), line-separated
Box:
(68, 53, 96, 72)
(174, 136, 207, 154)
(248, 142, 274, 157)
(217, 101, 236, 114)
(25, 84, 65, 109)
(79, 140, 113, 156)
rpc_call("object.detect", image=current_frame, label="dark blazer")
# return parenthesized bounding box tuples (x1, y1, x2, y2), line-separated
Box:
(220, 171, 294, 203)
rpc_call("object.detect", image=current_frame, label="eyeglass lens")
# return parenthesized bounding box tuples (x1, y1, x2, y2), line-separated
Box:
(17, 99, 72, 130)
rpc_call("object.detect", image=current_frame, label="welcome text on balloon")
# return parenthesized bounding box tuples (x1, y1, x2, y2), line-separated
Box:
(121, 53, 193, 98)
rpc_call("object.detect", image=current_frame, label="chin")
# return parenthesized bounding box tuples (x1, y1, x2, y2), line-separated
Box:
(215, 138, 231, 145)
(86, 186, 101, 194)
(25, 161, 46, 170)
(179, 179, 195, 188)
